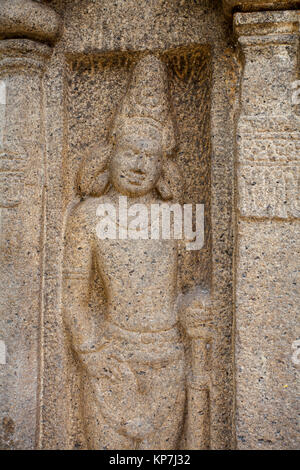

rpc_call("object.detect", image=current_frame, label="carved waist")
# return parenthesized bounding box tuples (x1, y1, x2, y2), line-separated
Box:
(103, 321, 182, 345)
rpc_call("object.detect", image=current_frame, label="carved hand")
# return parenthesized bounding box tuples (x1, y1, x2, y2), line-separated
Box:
(177, 286, 212, 338)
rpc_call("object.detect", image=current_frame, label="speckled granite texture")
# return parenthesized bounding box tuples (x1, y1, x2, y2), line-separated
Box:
(0, 0, 299, 450)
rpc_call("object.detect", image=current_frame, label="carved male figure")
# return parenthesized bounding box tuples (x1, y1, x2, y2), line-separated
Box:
(63, 55, 187, 449)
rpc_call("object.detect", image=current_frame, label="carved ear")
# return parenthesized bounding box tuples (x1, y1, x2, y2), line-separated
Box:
(156, 159, 183, 202)
(77, 143, 111, 197)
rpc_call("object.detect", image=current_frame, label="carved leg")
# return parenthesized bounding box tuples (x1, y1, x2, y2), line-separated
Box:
(82, 375, 134, 450)
(138, 384, 186, 450)
(136, 357, 186, 450)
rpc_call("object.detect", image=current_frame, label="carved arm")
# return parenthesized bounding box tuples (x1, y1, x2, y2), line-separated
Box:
(62, 203, 100, 355)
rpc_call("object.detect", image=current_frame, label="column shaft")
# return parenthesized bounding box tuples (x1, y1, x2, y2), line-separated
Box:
(234, 10, 300, 449)
(0, 39, 51, 450)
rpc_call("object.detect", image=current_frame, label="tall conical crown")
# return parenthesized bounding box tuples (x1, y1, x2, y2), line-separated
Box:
(111, 55, 176, 155)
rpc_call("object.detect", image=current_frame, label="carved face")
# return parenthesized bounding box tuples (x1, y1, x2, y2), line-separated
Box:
(110, 131, 163, 197)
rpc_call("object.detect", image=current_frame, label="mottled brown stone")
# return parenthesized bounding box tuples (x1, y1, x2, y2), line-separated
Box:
(0, 0, 298, 452)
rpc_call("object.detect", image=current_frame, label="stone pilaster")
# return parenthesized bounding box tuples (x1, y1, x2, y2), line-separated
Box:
(233, 10, 299, 449)
(0, 1, 61, 450)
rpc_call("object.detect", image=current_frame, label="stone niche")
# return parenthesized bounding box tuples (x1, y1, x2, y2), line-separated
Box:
(66, 48, 212, 291)
(0, 0, 237, 450)
(64, 47, 214, 450)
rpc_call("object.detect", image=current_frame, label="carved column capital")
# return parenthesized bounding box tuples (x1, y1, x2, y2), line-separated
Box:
(0, 0, 61, 44)
(222, 0, 300, 17)
(0, 39, 52, 76)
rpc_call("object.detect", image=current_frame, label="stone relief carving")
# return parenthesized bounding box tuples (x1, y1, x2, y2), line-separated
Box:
(0, 0, 62, 450)
(63, 54, 211, 450)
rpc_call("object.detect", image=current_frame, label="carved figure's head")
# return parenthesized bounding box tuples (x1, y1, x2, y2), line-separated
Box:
(109, 119, 163, 197)
(78, 55, 181, 201)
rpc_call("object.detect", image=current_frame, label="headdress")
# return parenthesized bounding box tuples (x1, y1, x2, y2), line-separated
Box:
(111, 54, 176, 155)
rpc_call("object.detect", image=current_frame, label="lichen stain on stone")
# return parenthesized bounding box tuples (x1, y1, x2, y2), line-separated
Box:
(0, 417, 15, 450)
